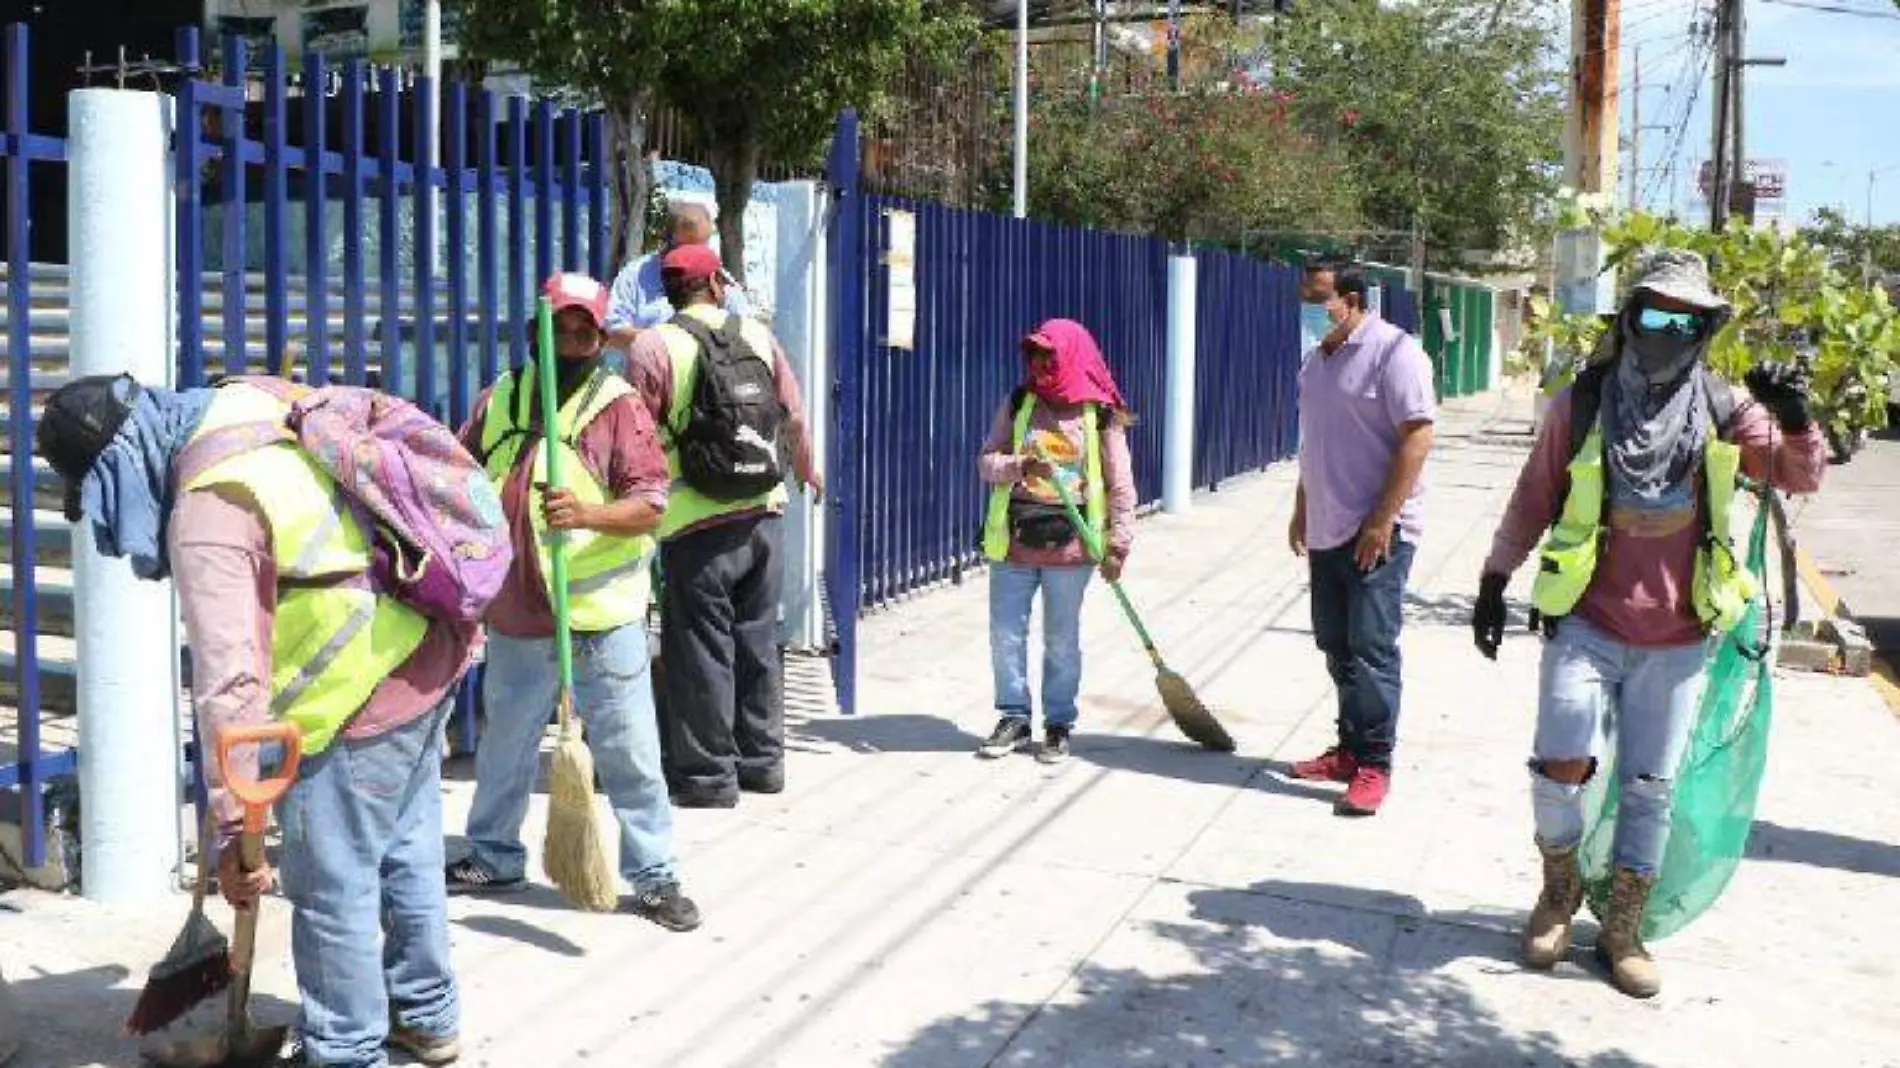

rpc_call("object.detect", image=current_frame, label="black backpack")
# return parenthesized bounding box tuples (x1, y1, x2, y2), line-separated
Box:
(668, 312, 787, 501)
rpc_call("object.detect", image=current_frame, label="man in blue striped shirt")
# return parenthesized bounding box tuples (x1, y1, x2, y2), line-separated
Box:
(605, 201, 752, 351)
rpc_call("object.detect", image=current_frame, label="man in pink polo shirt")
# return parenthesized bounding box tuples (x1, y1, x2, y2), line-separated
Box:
(1285, 258, 1437, 817)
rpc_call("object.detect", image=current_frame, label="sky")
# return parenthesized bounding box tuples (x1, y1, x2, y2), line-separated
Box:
(1618, 0, 1900, 227)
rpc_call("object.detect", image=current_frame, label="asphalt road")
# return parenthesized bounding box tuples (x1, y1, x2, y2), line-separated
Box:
(1790, 424, 1900, 680)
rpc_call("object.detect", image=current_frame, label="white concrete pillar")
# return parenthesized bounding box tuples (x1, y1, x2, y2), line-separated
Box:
(772, 181, 828, 650)
(67, 89, 183, 903)
(1162, 254, 1196, 515)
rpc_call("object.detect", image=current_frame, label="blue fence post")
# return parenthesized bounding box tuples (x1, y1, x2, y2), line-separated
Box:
(445, 82, 469, 429)
(263, 43, 289, 377)
(587, 112, 608, 282)
(378, 66, 402, 394)
(341, 60, 368, 385)
(175, 29, 206, 388)
(414, 73, 437, 414)
(219, 35, 249, 379)
(477, 90, 500, 389)
(4, 22, 45, 866)
(824, 109, 864, 714)
(561, 107, 582, 273)
(304, 51, 331, 386)
(506, 95, 526, 366)
(533, 99, 555, 287)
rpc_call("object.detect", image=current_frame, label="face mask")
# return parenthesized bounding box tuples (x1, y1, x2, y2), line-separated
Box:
(1300, 302, 1336, 346)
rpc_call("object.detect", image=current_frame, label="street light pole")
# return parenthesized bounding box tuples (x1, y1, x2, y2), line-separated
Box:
(1013, 0, 1028, 219)
(423, 0, 442, 241)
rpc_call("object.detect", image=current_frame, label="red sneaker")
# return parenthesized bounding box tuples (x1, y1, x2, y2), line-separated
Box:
(1336, 766, 1391, 817)
(1289, 746, 1358, 783)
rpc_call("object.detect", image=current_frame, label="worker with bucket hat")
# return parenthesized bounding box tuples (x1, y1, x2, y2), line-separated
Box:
(37, 370, 489, 1066)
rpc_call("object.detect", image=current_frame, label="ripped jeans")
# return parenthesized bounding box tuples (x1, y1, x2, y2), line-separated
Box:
(1531, 616, 1708, 875)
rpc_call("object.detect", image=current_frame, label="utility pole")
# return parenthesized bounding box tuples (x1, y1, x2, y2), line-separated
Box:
(1013, 0, 1028, 219)
(1555, 0, 1620, 319)
(1090, 0, 1107, 104)
(1708, 0, 1735, 230)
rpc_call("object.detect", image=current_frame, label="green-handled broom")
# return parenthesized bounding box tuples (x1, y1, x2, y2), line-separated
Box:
(1044, 462, 1235, 753)
(535, 296, 619, 913)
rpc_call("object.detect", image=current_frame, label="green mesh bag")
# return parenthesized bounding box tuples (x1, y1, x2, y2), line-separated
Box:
(1578, 494, 1776, 941)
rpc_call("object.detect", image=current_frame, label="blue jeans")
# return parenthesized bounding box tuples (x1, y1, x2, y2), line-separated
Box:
(1309, 538, 1415, 770)
(990, 562, 1093, 729)
(466, 624, 677, 892)
(1532, 616, 1707, 875)
(277, 701, 458, 1068)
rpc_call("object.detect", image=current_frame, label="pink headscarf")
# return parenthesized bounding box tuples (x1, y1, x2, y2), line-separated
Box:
(1023, 319, 1126, 408)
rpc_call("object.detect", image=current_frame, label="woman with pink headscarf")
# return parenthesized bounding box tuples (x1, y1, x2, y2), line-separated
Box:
(975, 319, 1139, 764)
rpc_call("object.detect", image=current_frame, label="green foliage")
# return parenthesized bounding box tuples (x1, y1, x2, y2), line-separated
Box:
(1802, 207, 1900, 281)
(1267, 0, 1565, 262)
(451, 0, 978, 279)
(1537, 197, 1900, 443)
(1024, 80, 1363, 242)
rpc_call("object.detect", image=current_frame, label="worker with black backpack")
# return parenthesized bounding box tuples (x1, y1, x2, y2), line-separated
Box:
(1471, 250, 1826, 1000)
(625, 244, 823, 809)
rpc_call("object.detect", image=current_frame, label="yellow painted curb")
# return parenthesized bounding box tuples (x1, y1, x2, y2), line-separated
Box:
(1793, 546, 1900, 718)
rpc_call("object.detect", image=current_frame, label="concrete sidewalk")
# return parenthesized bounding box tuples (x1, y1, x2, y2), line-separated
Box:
(5, 383, 1899, 1067)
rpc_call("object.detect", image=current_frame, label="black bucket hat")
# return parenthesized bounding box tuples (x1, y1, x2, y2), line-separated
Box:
(35, 373, 142, 521)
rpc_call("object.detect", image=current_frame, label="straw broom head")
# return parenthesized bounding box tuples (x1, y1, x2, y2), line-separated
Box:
(1157, 667, 1235, 753)
(543, 695, 618, 913)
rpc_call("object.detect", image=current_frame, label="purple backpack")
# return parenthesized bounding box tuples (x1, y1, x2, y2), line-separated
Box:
(177, 376, 512, 623)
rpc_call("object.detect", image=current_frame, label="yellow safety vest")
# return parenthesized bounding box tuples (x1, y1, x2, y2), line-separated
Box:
(652, 304, 789, 540)
(982, 396, 1106, 562)
(477, 365, 654, 633)
(181, 384, 429, 756)
(1531, 422, 1758, 635)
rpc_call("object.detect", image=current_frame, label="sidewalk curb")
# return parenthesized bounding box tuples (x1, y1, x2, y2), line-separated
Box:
(1793, 545, 1900, 718)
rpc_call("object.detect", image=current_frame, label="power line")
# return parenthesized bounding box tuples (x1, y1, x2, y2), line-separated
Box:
(1757, 0, 1900, 19)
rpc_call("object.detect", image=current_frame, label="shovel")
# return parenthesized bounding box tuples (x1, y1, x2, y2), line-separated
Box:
(146, 722, 303, 1068)
(1043, 466, 1235, 753)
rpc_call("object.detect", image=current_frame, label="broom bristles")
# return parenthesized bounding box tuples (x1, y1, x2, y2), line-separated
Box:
(1157, 667, 1236, 753)
(544, 730, 619, 912)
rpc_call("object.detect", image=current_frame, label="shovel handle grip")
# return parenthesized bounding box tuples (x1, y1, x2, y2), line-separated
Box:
(214, 722, 303, 829)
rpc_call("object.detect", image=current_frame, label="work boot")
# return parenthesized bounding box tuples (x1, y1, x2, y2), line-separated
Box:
(1522, 840, 1584, 969)
(388, 1026, 462, 1066)
(1595, 867, 1662, 999)
(1288, 746, 1357, 784)
(977, 717, 1032, 759)
(1335, 765, 1391, 817)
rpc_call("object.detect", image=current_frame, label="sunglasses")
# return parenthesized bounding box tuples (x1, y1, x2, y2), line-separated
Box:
(1634, 306, 1709, 340)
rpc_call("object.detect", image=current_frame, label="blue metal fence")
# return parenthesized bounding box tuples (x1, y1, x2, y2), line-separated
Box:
(1, 23, 73, 869)
(1192, 250, 1303, 490)
(170, 30, 610, 758)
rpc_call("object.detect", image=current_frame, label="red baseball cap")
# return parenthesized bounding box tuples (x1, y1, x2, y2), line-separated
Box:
(543, 272, 609, 327)
(660, 244, 724, 287)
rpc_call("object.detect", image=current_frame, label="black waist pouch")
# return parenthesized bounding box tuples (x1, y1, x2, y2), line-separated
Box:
(1008, 499, 1077, 550)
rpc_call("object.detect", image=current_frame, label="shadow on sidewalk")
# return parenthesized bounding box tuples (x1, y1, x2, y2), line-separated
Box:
(1746, 820, 1900, 880)
(455, 913, 586, 957)
(881, 878, 1643, 1068)
(790, 714, 985, 755)
(7, 962, 298, 1068)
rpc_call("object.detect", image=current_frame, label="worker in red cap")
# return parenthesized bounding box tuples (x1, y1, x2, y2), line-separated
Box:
(445, 272, 700, 931)
(625, 244, 822, 808)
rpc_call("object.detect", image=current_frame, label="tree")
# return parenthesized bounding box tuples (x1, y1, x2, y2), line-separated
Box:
(1024, 80, 1364, 242)
(449, 0, 680, 271)
(1802, 207, 1900, 284)
(653, 1, 977, 281)
(1267, 0, 1564, 264)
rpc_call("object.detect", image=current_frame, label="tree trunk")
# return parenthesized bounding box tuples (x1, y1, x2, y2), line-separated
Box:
(706, 134, 763, 285)
(607, 89, 652, 272)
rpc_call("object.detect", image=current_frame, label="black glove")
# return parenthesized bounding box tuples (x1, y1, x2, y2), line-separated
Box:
(1744, 362, 1814, 434)
(1473, 572, 1509, 660)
